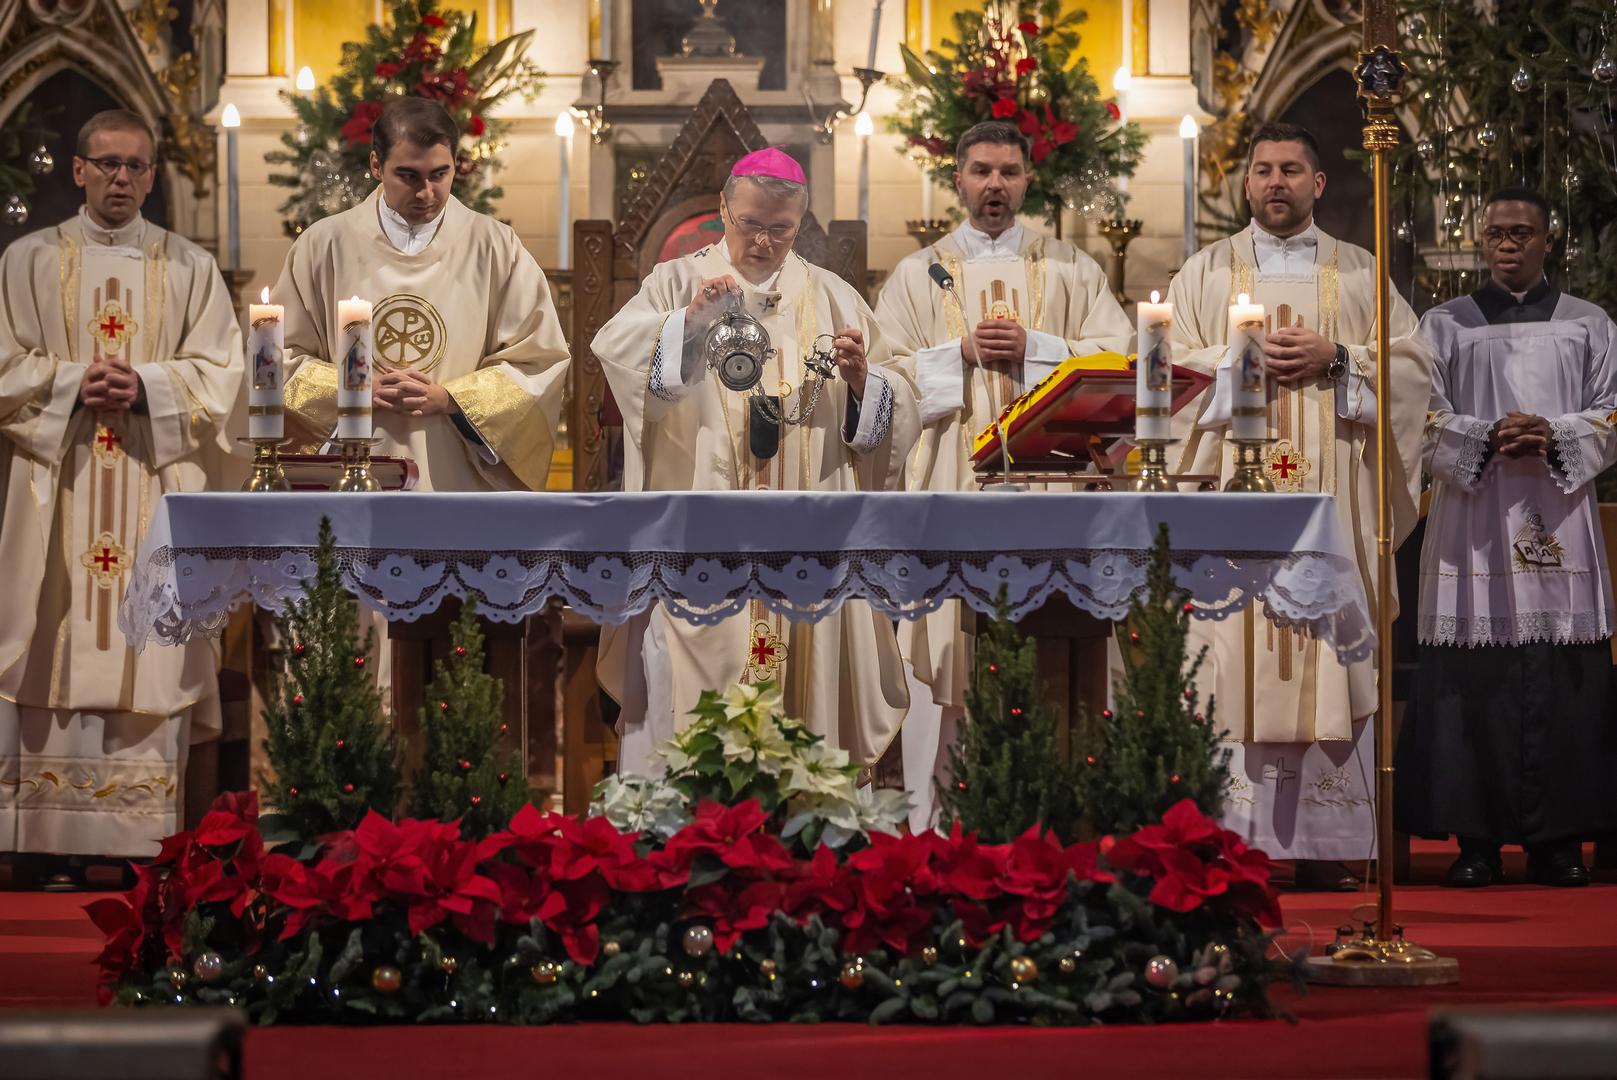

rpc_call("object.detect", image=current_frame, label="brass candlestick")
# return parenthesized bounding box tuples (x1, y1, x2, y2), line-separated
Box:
(905, 218, 952, 249)
(332, 436, 382, 493)
(1225, 438, 1275, 493)
(1132, 440, 1175, 492)
(1099, 217, 1143, 305)
(239, 436, 290, 492)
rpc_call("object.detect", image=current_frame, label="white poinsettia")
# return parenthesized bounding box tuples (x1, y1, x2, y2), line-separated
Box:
(589, 774, 690, 841)
(721, 681, 784, 727)
(852, 786, 911, 836)
(782, 742, 856, 800)
(718, 711, 793, 774)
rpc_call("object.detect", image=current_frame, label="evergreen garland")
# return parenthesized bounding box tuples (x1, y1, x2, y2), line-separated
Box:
(259, 518, 401, 837)
(938, 594, 1085, 843)
(890, 0, 1148, 226)
(408, 599, 529, 837)
(265, 0, 544, 236)
(1081, 524, 1230, 835)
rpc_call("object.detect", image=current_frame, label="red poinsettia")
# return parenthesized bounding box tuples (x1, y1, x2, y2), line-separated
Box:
(421, 13, 445, 28)
(467, 114, 485, 137)
(1107, 101, 1122, 121)
(1018, 20, 1041, 36)
(1105, 799, 1281, 926)
(375, 61, 402, 79)
(341, 101, 385, 146)
(1015, 57, 1039, 76)
(991, 97, 1018, 119)
(684, 879, 787, 953)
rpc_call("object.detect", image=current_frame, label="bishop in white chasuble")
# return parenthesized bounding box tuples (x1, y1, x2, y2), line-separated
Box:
(0, 195, 243, 857)
(1167, 221, 1431, 860)
(276, 187, 569, 492)
(874, 122, 1132, 829)
(591, 151, 921, 775)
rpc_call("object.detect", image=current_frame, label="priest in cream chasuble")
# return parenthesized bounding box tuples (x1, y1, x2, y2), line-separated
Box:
(875, 121, 1132, 829)
(592, 150, 921, 774)
(277, 98, 569, 492)
(1167, 125, 1431, 867)
(0, 112, 243, 860)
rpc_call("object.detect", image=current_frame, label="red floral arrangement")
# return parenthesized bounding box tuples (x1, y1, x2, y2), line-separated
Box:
(89, 792, 1285, 1025)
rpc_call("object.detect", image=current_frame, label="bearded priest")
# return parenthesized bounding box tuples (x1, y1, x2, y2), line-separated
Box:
(1167, 122, 1433, 888)
(591, 148, 921, 774)
(0, 111, 243, 880)
(874, 121, 1132, 830)
(275, 97, 569, 492)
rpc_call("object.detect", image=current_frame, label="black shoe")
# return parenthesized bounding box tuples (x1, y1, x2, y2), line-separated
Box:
(1292, 859, 1360, 892)
(1444, 850, 1501, 888)
(1526, 844, 1589, 887)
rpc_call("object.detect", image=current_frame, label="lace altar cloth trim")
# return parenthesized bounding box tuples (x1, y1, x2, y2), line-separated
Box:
(117, 492, 1374, 663)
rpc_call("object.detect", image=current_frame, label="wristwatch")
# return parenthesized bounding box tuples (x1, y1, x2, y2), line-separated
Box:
(1327, 343, 1349, 382)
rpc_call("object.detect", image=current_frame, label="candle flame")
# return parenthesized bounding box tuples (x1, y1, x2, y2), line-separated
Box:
(854, 111, 874, 137)
(349, 295, 360, 303)
(1237, 293, 1250, 305)
(1179, 115, 1199, 140)
(260, 286, 270, 303)
(1150, 290, 1161, 304)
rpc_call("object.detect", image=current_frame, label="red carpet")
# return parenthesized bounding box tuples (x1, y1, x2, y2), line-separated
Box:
(4, 841, 1614, 1080)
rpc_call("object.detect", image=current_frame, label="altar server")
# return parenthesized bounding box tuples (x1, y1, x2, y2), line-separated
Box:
(591, 148, 921, 773)
(1397, 186, 1617, 888)
(1169, 123, 1432, 885)
(0, 111, 243, 875)
(874, 120, 1132, 830)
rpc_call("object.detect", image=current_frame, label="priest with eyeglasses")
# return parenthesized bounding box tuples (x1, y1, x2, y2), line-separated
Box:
(590, 148, 921, 774)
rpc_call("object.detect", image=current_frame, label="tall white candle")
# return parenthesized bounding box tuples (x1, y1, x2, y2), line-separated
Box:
(248, 286, 285, 441)
(220, 103, 241, 270)
(336, 295, 373, 441)
(866, 0, 884, 70)
(1180, 115, 1199, 264)
(1135, 290, 1173, 441)
(599, 0, 612, 60)
(856, 111, 873, 223)
(1112, 68, 1130, 198)
(1228, 292, 1267, 442)
(555, 112, 574, 270)
(921, 165, 934, 220)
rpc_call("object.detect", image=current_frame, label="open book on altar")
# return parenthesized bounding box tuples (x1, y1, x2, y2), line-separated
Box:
(277, 453, 420, 491)
(970, 352, 1212, 474)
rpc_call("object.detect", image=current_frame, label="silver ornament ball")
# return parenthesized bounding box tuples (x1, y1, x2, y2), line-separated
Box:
(1144, 955, 1180, 989)
(192, 951, 225, 984)
(1512, 66, 1533, 94)
(1477, 124, 1498, 150)
(1549, 210, 1565, 237)
(28, 145, 53, 175)
(682, 924, 714, 958)
(1595, 54, 1616, 84)
(1395, 220, 1414, 242)
(1415, 138, 1435, 161)
(1563, 167, 1583, 195)
(4, 195, 27, 226)
(1563, 239, 1584, 267)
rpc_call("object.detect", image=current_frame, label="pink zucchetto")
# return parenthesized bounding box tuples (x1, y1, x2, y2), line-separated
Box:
(730, 146, 807, 185)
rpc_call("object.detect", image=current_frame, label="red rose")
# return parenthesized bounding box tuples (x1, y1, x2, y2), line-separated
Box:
(1015, 57, 1038, 76)
(467, 114, 485, 137)
(1018, 20, 1041, 35)
(991, 97, 1018, 119)
(1107, 101, 1122, 121)
(374, 61, 402, 79)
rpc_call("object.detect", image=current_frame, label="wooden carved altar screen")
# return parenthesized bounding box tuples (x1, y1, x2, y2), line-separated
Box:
(569, 78, 870, 494)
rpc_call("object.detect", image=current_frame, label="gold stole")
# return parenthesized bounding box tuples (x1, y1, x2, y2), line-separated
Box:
(1229, 238, 1341, 737)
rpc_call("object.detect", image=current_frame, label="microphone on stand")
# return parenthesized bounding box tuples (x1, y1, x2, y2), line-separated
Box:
(927, 262, 1016, 488)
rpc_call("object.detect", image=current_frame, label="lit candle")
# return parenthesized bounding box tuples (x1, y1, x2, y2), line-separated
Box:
(866, 0, 885, 70)
(220, 103, 241, 270)
(1180, 114, 1199, 265)
(248, 286, 285, 441)
(1228, 292, 1268, 442)
(1135, 290, 1173, 441)
(856, 111, 873, 223)
(295, 66, 316, 93)
(336, 295, 373, 440)
(555, 111, 574, 270)
(1112, 67, 1130, 198)
(599, 0, 613, 61)
(921, 164, 934, 221)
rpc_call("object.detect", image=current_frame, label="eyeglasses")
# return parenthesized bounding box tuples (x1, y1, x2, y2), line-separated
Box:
(80, 157, 154, 179)
(724, 207, 799, 245)
(1481, 226, 1541, 246)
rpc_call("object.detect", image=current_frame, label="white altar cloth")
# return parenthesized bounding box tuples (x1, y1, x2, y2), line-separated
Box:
(118, 491, 1373, 661)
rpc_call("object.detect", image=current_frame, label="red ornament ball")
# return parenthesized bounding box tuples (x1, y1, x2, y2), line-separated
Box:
(1085, 756, 1097, 766)
(439, 701, 449, 712)
(1129, 631, 1140, 643)
(1102, 709, 1114, 720)
(458, 759, 472, 771)
(292, 693, 304, 705)
(335, 739, 345, 749)
(497, 773, 508, 784)
(354, 656, 366, 667)
(1010, 707, 1023, 716)
(956, 780, 967, 790)
(499, 723, 508, 733)
(1170, 774, 1181, 784)
(988, 663, 998, 673)
(293, 643, 304, 654)
(1194, 713, 1205, 724)
(469, 795, 482, 806)
(342, 783, 355, 794)
(454, 646, 467, 657)
(288, 786, 299, 796)
(1182, 603, 1194, 614)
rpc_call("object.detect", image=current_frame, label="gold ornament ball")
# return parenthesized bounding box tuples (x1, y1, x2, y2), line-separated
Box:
(530, 961, 559, 985)
(759, 959, 778, 978)
(676, 970, 696, 989)
(683, 924, 715, 958)
(839, 960, 865, 990)
(440, 956, 459, 976)
(166, 966, 188, 991)
(920, 945, 938, 966)
(1144, 955, 1179, 989)
(252, 964, 270, 983)
(602, 940, 621, 958)
(192, 951, 224, 984)
(1058, 955, 1077, 974)
(1009, 956, 1038, 983)
(371, 965, 403, 994)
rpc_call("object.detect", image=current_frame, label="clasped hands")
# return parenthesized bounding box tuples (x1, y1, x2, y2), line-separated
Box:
(1490, 411, 1552, 459)
(79, 356, 141, 412)
(1262, 326, 1337, 388)
(374, 367, 455, 417)
(690, 276, 869, 400)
